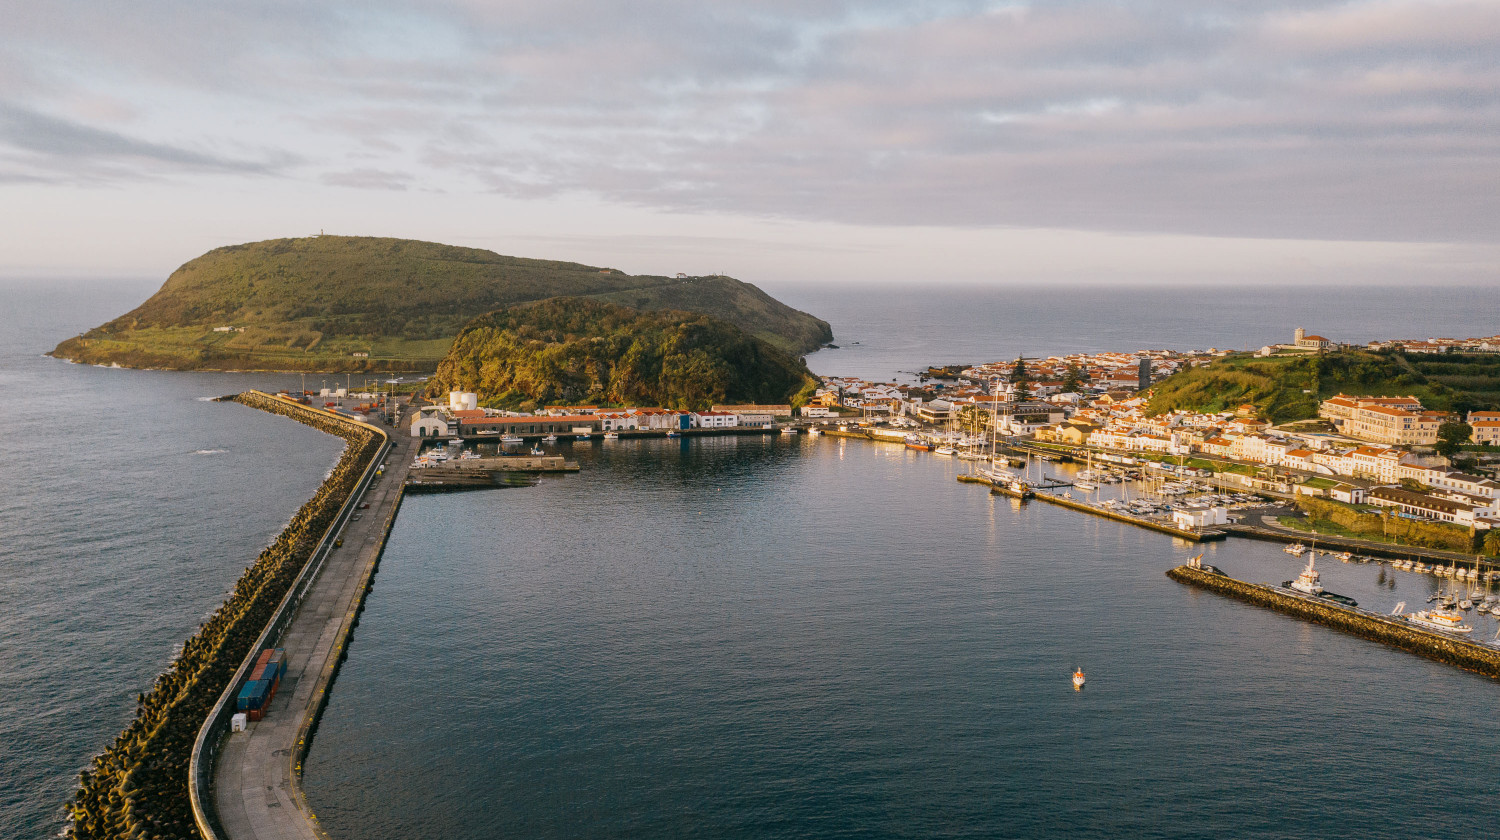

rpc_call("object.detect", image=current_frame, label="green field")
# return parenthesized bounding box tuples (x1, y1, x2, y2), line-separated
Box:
(1147, 349, 1500, 422)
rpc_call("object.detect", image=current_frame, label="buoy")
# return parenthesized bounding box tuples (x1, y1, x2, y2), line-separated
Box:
(1072, 668, 1086, 690)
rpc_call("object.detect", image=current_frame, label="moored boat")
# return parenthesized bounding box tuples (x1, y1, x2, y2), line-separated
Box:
(1072, 668, 1086, 690)
(1405, 608, 1473, 634)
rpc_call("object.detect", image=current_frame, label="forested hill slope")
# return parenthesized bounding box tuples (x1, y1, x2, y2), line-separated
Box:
(50, 236, 832, 371)
(1146, 350, 1500, 423)
(430, 298, 818, 411)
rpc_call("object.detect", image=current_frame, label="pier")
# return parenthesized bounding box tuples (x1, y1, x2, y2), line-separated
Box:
(192, 395, 416, 840)
(1167, 564, 1500, 679)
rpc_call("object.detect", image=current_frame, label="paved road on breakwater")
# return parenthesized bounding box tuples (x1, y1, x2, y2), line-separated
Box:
(213, 416, 415, 840)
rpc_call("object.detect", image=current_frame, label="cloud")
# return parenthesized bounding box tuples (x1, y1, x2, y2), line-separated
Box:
(1, 0, 1497, 243)
(0, 103, 283, 180)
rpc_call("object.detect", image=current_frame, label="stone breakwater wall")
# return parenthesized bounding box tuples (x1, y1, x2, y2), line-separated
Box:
(66, 393, 383, 840)
(1166, 565, 1500, 680)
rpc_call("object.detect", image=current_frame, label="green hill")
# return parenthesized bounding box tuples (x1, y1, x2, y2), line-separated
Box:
(49, 236, 832, 371)
(1146, 349, 1500, 423)
(430, 298, 818, 411)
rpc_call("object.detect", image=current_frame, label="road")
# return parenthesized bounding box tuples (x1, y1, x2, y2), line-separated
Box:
(212, 411, 414, 840)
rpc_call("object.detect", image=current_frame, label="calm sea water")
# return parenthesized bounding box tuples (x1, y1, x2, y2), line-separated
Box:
(303, 437, 1500, 839)
(3, 280, 1499, 838)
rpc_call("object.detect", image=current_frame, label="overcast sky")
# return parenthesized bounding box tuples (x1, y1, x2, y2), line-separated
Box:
(2, 0, 1497, 285)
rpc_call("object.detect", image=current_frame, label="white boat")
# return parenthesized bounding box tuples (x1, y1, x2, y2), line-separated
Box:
(781, 427, 798, 435)
(500, 434, 524, 444)
(529, 447, 544, 456)
(1288, 556, 1324, 596)
(1072, 668, 1086, 690)
(1336, 552, 1354, 563)
(603, 432, 619, 440)
(1405, 609, 1473, 634)
(458, 450, 480, 460)
(666, 430, 681, 438)
(933, 446, 956, 456)
(807, 427, 822, 436)
(1074, 481, 1097, 491)
(542, 434, 558, 443)
(1284, 544, 1307, 556)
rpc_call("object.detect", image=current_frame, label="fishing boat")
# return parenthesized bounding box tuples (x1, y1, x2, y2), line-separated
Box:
(529, 446, 544, 456)
(576, 434, 591, 441)
(1336, 552, 1354, 563)
(1284, 544, 1307, 556)
(806, 427, 822, 436)
(1404, 608, 1473, 634)
(542, 434, 558, 443)
(499, 434, 524, 445)
(1072, 668, 1086, 690)
(781, 427, 798, 435)
(904, 435, 933, 451)
(666, 430, 681, 438)
(603, 432, 619, 440)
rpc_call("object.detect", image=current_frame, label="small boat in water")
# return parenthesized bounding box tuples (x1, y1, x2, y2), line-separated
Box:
(1073, 480, 1097, 491)
(1072, 668, 1086, 690)
(1284, 544, 1307, 556)
(781, 427, 798, 435)
(500, 434, 524, 445)
(904, 435, 933, 451)
(542, 434, 558, 443)
(603, 432, 619, 440)
(933, 446, 956, 456)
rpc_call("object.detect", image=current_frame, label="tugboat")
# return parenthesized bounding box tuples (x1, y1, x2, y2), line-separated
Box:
(1072, 668, 1086, 690)
(1282, 556, 1358, 607)
(1288, 556, 1324, 596)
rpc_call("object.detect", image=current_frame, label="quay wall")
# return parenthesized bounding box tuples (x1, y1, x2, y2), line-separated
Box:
(1222, 523, 1494, 571)
(183, 392, 389, 840)
(1035, 493, 1225, 542)
(1167, 565, 1500, 680)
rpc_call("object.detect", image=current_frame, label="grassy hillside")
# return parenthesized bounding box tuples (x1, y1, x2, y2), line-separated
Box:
(431, 298, 818, 411)
(1146, 349, 1500, 423)
(50, 236, 832, 371)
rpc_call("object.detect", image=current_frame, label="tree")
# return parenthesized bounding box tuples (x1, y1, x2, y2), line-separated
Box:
(1009, 356, 1032, 402)
(1436, 421, 1473, 457)
(1486, 528, 1500, 557)
(1061, 362, 1084, 394)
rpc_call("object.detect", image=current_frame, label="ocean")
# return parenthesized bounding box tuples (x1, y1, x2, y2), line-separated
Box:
(2, 280, 1498, 838)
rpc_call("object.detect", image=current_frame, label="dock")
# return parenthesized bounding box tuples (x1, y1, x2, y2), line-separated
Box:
(405, 467, 541, 493)
(436, 454, 579, 472)
(193, 398, 417, 840)
(1168, 563, 1500, 679)
(1035, 492, 1226, 541)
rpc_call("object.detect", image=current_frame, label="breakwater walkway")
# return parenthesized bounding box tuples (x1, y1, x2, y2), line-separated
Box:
(206, 403, 415, 840)
(1168, 564, 1500, 679)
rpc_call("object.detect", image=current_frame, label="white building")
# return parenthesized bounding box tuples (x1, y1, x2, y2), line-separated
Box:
(694, 411, 739, 428)
(410, 409, 452, 438)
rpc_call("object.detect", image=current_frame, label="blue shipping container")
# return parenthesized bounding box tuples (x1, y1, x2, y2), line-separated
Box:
(236, 679, 271, 711)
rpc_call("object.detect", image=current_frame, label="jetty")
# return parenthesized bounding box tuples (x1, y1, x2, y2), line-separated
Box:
(191, 396, 416, 840)
(1168, 563, 1500, 679)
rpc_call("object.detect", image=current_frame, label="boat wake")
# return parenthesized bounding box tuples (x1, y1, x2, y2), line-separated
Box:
(192, 449, 229, 455)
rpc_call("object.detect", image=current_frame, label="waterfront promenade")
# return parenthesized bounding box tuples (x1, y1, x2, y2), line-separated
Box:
(211, 412, 415, 840)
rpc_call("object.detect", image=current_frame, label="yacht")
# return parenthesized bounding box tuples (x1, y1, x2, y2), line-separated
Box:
(933, 446, 956, 456)
(1288, 557, 1324, 596)
(1074, 480, 1098, 491)
(1405, 609, 1473, 634)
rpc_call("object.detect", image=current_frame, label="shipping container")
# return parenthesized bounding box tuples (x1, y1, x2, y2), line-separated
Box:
(236, 679, 271, 712)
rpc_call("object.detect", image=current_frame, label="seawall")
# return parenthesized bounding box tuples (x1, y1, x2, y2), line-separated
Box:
(1166, 564, 1500, 679)
(189, 391, 395, 840)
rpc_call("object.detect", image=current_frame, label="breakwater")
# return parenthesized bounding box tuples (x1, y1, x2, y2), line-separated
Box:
(68, 392, 383, 840)
(1167, 564, 1500, 680)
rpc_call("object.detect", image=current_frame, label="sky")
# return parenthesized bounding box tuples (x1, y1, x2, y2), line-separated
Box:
(2, 0, 1498, 286)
